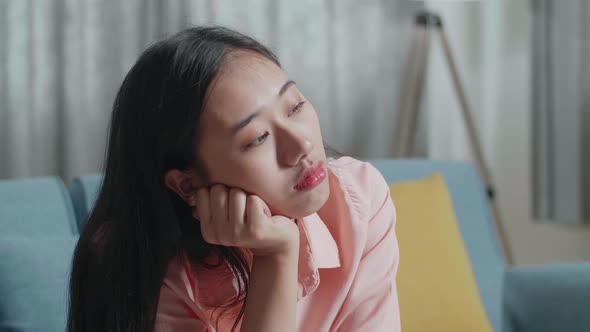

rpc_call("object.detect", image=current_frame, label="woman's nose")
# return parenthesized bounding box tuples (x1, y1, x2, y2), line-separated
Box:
(278, 127, 313, 166)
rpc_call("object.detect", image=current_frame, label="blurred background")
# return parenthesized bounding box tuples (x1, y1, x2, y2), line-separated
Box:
(0, 0, 588, 266)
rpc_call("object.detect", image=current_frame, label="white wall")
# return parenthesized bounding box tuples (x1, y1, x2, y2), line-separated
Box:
(424, 0, 590, 266)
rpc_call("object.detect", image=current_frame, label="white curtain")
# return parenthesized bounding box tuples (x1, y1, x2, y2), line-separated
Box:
(0, 0, 421, 182)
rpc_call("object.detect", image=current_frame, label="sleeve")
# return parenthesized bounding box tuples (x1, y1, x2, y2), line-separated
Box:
(154, 259, 212, 332)
(334, 163, 401, 332)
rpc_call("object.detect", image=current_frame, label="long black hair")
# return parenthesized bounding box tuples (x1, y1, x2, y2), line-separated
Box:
(66, 26, 285, 332)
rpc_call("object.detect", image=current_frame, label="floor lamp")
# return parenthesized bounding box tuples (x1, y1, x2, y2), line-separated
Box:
(392, 10, 514, 266)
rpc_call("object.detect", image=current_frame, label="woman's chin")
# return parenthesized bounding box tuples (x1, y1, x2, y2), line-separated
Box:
(286, 185, 331, 219)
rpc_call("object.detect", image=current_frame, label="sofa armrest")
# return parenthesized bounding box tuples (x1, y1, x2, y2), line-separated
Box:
(503, 262, 590, 332)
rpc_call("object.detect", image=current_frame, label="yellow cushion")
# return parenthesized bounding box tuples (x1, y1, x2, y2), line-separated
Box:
(389, 172, 493, 332)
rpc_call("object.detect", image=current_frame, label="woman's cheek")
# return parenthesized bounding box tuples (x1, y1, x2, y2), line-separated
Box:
(232, 165, 273, 193)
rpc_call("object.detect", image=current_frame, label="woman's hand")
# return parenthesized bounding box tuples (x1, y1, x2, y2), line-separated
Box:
(190, 184, 300, 257)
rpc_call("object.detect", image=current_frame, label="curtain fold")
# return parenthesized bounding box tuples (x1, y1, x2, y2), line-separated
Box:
(531, 0, 590, 224)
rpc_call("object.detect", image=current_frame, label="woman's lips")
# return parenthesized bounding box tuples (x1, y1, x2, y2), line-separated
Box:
(294, 161, 326, 191)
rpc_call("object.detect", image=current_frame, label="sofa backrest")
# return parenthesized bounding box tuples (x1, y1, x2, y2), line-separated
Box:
(0, 176, 78, 236)
(69, 175, 103, 233)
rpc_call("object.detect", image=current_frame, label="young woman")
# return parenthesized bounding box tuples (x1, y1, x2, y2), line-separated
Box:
(67, 26, 400, 332)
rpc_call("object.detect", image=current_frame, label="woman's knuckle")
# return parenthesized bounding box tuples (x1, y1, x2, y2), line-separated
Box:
(211, 184, 226, 195)
(249, 226, 264, 242)
(196, 187, 208, 197)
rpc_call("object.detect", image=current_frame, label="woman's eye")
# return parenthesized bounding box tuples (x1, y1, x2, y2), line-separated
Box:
(247, 132, 269, 149)
(288, 101, 306, 116)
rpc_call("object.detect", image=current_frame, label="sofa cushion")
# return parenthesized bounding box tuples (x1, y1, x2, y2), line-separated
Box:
(390, 172, 493, 332)
(0, 235, 78, 331)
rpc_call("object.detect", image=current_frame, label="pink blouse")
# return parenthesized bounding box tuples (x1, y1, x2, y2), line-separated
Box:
(155, 156, 401, 331)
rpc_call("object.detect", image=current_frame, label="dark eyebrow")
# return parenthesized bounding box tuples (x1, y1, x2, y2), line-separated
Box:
(231, 80, 296, 136)
(279, 79, 296, 97)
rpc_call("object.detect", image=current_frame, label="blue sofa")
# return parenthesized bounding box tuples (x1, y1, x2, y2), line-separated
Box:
(1, 160, 589, 331)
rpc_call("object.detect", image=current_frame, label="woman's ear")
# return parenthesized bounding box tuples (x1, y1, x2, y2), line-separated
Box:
(164, 169, 204, 206)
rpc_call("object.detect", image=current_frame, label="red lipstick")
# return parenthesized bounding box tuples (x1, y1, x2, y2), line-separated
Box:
(294, 160, 326, 191)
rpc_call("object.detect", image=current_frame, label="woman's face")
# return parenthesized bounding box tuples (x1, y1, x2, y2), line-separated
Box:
(196, 50, 329, 219)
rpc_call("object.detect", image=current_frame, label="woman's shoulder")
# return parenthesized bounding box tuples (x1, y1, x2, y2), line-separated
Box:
(328, 156, 383, 179)
(327, 156, 391, 221)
